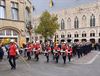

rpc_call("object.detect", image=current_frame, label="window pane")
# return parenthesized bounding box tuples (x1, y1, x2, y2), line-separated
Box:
(0, 6, 5, 18)
(0, 30, 5, 35)
(15, 3, 18, 8)
(13, 31, 18, 36)
(14, 9, 18, 20)
(6, 30, 11, 36)
(12, 8, 18, 20)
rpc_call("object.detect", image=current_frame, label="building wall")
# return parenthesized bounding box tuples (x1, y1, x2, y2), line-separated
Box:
(0, 0, 33, 46)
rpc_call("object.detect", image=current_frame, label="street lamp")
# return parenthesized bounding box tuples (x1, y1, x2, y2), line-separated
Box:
(26, 21, 33, 42)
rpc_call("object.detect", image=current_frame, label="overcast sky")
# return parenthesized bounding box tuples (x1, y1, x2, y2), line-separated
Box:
(32, 0, 96, 15)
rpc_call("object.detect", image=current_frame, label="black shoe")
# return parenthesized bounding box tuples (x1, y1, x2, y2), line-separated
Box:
(13, 67, 16, 70)
(11, 67, 14, 70)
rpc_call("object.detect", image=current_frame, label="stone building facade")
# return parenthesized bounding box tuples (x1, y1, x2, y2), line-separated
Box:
(53, 2, 100, 43)
(33, 2, 100, 43)
(0, 0, 33, 46)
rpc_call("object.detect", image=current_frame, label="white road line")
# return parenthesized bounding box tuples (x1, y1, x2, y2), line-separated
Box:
(85, 52, 100, 64)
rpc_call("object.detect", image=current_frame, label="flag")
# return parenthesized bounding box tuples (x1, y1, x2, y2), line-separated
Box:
(50, 0, 54, 8)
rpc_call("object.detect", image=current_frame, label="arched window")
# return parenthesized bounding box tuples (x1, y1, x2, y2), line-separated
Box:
(82, 15, 87, 27)
(67, 18, 71, 29)
(67, 32, 71, 38)
(90, 14, 95, 27)
(90, 30, 95, 37)
(74, 32, 79, 38)
(61, 34, 65, 38)
(61, 19, 65, 30)
(82, 31, 86, 37)
(74, 16, 79, 29)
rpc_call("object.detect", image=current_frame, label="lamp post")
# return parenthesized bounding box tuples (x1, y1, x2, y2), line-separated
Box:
(26, 21, 33, 42)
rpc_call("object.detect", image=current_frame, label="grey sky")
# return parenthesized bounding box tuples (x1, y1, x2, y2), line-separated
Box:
(32, 0, 96, 15)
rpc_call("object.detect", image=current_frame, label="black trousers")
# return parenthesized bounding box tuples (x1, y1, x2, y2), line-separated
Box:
(45, 53, 49, 62)
(9, 56, 16, 69)
(62, 56, 66, 64)
(27, 52, 31, 60)
(55, 54, 59, 63)
(68, 53, 71, 62)
(35, 54, 39, 61)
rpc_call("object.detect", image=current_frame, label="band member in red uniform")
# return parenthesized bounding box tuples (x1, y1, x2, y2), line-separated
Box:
(44, 43, 51, 62)
(34, 41, 41, 61)
(61, 42, 67, 64)
(53, 44, 60, 63)
(66, 45, 73, 62)
(27, 42, 33, 60)
(8, 39, 17, 70)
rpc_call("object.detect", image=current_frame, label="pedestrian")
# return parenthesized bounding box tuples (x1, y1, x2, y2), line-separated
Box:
(0, 45, 4, 62)
(34, 41, 41, 61)
(66, 46, 72, 62)
(26, 42, 33, 60)
(44, 43, 51, 62)
(61, 42, 67, 64)
(8, 39, 19, 70)
(53, 44, 60, 63)
(76, 43, 82, 58)
(22, 43, 27, 57)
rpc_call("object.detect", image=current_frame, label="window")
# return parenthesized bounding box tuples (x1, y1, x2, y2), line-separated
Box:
(82, 15, 87, 27)
(13, 31, 18, 36)
(67, 18, 71, 29)
(82, 31, 86, 37)
(0, 30, 5, 35)
(90, 33, 95, 37)
(56, 35, 59, 38)
(74, 34, 79, 38)
(90, 31, 95, 37)
(11, 2, 19, 20)
(90, 14, 95, 27)
(0, 0, 5, 18)
(82, 33, 86, 37)
(25, 7, 30, 22)
(61, 19, 65, 30)
(67, 34, 71, 38)
(6, 30, 11, 36)
(74, 16, 79, 29)
(61, 35, 65, 38)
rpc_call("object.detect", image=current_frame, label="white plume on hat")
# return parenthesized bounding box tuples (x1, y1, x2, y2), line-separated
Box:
(10, 39, 15, 42)
(36, 40, 39, 43)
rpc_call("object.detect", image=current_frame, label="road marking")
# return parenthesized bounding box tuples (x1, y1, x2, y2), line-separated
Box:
(85, 52, 100, 64)
(72, 51, 100, 65)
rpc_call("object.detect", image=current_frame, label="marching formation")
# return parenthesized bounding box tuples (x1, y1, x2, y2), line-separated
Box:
(0, 39, 100, 70)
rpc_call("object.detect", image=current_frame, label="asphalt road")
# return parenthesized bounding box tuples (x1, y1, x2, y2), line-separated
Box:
(0, 51, 100, 76)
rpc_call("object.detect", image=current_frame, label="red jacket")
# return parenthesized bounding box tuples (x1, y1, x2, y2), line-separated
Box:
(54, 46, 61, 55)
(66, 47, 73, 55)
(27, 44, 33, 52)
(45, 46, 51, 54)
(35, 43, 41, 54)
(9, 44, 17, 56)
(61, 45, 67, 51)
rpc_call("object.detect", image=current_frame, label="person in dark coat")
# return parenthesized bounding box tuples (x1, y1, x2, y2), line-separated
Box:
(0, 45, 4, 62)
